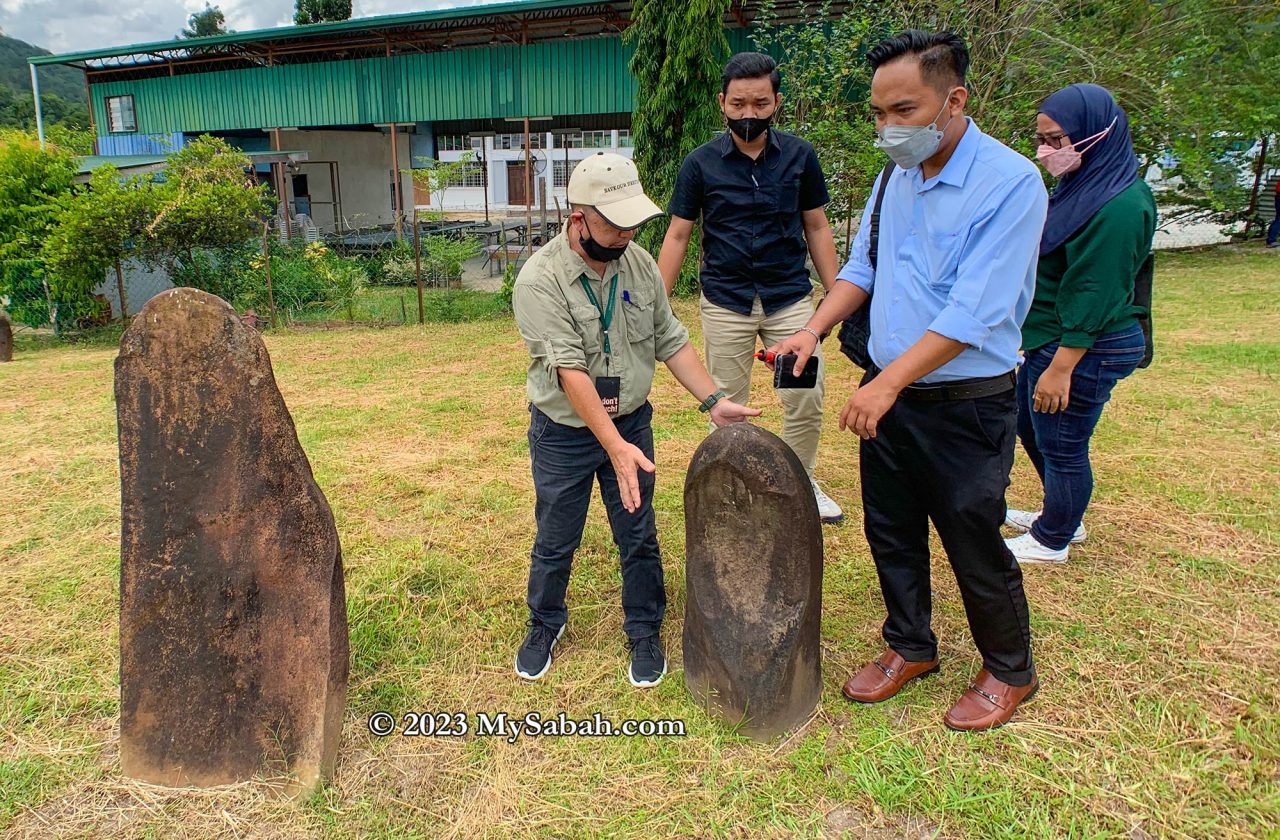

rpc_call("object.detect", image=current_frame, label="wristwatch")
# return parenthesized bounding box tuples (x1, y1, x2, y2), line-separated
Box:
(698, 389, 727, 413)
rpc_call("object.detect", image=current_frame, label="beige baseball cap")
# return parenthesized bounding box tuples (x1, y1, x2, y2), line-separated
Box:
(567, 152, 664, 230)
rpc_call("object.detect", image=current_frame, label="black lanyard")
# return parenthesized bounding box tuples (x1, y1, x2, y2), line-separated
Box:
(578, 273, 619, 355)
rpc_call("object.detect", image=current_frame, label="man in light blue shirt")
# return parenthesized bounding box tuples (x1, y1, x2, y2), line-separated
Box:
(770, 30, 1048, 732)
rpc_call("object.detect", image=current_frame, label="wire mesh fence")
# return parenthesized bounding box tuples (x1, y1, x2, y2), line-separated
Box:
(1, 230, 514, 346)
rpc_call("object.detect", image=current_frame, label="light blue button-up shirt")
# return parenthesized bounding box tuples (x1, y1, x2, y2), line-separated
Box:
(837, 119, 1048, 383)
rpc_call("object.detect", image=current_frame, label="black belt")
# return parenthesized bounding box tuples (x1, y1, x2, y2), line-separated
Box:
(868, 366, 1016, 402)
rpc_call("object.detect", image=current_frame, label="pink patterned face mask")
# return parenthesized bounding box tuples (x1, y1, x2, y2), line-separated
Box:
(1037, 116, 1117, 177)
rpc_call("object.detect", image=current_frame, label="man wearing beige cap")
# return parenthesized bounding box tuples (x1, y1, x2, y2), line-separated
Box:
(512, 152, 759, 688)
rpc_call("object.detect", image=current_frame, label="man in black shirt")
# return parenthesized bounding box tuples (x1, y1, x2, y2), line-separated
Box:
(657, 52, 843, 523)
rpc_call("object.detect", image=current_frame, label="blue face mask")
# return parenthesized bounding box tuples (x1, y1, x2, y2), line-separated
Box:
(874, 91, 958, 169)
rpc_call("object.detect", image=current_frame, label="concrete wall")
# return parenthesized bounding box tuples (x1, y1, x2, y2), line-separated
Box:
(282, 128, 413, 230)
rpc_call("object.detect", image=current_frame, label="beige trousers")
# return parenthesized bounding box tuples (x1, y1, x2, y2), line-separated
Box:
(699, 294, 825, 476)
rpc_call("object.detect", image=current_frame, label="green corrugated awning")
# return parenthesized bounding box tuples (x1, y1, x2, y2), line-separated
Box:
(29, 0, 611, 66)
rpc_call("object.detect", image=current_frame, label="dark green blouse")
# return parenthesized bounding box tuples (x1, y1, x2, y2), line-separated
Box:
(1022, 179, 1156, 352)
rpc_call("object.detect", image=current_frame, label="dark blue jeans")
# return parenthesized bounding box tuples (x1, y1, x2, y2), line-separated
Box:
(1267, 193, 1280, 245)
(526, 401, 665, 640)
(1016, 324, 1145, 550)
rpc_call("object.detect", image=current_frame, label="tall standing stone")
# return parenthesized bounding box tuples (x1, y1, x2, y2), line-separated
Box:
(683, 423, 823, 740)
(0, 312, 12, 362)
(115, 288, 348, 795)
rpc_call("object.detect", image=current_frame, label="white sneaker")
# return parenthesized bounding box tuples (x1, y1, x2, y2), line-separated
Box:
(811, 479, 843, 524)
(1005, 533, 1069, 564)
(1004, 508, 1086, 544)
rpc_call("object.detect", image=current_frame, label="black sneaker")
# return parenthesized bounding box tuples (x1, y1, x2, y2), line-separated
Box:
(627, 635, 667, 688)
(515, 620, 565, 681)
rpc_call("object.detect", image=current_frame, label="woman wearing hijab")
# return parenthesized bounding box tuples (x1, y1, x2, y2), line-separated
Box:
(1004, 83, 1156, 564)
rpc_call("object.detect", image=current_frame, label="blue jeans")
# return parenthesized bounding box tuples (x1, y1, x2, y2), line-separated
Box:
(1016, 324, 1145, 550)
(526, 402, 665, 640)
(1267, 194, 1280, 245)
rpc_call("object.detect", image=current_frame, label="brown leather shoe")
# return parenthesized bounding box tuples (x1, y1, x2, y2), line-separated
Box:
(842, 648, 940, 703)
(943, 669, 1038, 731)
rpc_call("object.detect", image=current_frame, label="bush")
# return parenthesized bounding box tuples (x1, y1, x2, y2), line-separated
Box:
(237, 241, 366, 321)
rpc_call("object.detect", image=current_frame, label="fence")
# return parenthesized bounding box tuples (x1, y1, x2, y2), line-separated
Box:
(1, 230, 511, 341)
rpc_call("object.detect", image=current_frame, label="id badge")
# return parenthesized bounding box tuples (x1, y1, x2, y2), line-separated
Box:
(596, 376, 621, 417)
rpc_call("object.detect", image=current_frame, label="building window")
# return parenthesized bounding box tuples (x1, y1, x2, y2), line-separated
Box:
(438, 134, 470, 152)
(495, 133, 544, 150)
(617, 129, 633, 148)
(553, 159, 574, 188)
(558, 130, 612, 149)
(447, 161, 486, 188)
(106, 95, 137, 133)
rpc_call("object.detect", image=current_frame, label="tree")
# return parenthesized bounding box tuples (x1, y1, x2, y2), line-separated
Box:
(0, 132, 77, 327)
(405, 152, 475, 220)
(294, 0, 352, 26)
(763, 0, 1280, 233)
(145, 136, 270, 299)
(42, 165, 156, 324)
(42, 136, 269, 324)
(181, 5, 228, 38)
(626, 0, 730, 294)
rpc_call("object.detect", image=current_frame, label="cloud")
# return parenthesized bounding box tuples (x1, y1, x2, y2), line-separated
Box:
(2, 0, 475, 55)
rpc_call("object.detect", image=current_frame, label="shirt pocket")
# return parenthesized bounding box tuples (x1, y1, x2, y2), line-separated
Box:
(622, 287, 656, 346)
(774, 177, 801, 215)
(569, 303, 604, 355)
(900, 230, 964, 292)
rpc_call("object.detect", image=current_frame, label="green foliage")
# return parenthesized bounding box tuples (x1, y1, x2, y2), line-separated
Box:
(180, 5, 229, 38)
(240, 241, 365, 321)
(145, 136, 270, 290)
(41, 165, 154, 322)
(406, 152, 475, 217)
(627, 0, 730, 294)
(294, 0, 352, 26)
(497, 262, 517, 312)
(0, 131, 76, 262)
(763, 0, 1280, 231)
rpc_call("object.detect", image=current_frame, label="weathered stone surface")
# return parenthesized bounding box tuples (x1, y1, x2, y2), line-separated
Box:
(115, 288, 348, 795)
(683, 423, 823, 740)
(0, 312, 12, 362)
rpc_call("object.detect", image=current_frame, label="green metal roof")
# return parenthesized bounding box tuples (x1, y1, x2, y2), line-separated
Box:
(75, 154, 167, 174)
(30, 0, 613, 67)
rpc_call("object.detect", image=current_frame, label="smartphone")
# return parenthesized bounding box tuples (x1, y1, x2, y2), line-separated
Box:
(772, 353, 817, 389)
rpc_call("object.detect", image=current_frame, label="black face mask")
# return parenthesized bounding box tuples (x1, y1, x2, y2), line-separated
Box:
(579, 221, 629, 263)
(726, 113, 773, 143)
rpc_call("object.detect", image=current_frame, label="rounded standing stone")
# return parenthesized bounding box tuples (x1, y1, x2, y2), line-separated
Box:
(682, 423, 823, 740)
(115, 288, 348, 796)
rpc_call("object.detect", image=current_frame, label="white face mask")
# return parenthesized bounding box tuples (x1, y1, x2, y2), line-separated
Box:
(874, 89, 959, 169)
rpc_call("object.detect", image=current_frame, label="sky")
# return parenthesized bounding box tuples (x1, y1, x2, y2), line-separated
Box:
(1, 0, 504, 55)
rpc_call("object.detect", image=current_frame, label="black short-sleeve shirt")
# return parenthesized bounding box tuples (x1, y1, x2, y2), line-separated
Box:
(669, 129, 830, 316)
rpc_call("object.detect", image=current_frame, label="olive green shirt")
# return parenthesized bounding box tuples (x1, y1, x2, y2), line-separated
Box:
(513, 231, 691, 428)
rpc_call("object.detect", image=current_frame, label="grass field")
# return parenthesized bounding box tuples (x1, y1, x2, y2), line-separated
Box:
(1, 245, 1277, 838)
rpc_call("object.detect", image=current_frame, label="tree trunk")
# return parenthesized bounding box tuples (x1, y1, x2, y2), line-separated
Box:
(115, 259, 130, 323)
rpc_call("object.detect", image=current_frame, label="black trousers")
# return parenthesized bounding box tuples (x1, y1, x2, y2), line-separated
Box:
(859, 382, 1035, 686)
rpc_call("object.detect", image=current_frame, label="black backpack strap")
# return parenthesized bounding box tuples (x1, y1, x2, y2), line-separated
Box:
(868, 161, 895, 271)
(838, 161, 896, 370)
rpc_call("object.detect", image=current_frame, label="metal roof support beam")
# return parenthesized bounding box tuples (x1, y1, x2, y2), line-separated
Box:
(30, 64, 45, 150)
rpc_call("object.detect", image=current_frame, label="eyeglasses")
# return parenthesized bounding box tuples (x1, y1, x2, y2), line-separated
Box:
(1035, 132, 1069, 149)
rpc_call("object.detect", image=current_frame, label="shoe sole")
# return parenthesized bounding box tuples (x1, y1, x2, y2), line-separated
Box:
(821, 513, 844, 525)
(842, 663, 940, 704)
(628, 658, 668, 689)
(514, 623, 566, 681)
(1003, 517, 1086, 545)
(1015, 553, 1069, 565)
(943, 681, 1039, 732)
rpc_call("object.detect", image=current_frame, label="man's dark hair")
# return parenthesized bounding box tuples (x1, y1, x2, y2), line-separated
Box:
(721, 52, 781, 95)
(867, 30, 969, 91)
